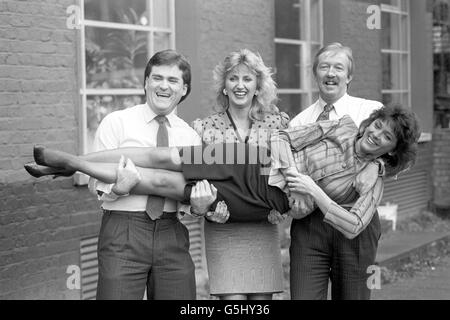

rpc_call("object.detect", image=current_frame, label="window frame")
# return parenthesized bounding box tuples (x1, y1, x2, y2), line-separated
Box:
(274, 0, 323, 113)
(75, 0, 175, 184)
(380, 0, 411, 108)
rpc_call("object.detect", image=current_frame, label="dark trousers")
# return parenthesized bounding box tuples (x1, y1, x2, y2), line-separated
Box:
(96, 210, 196, 300)
(289, 208, 381, 300)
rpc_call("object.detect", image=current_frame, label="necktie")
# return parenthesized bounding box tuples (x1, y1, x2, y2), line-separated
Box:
(146, 115, 169, 220)
(316, 104, 334, 122)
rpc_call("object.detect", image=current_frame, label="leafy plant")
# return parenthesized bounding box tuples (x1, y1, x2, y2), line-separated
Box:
(103, 7, 147, 88)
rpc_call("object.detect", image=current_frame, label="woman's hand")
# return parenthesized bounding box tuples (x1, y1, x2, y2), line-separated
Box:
(206, 200, 230, 223)
(267, 209, 287, 225)
(285, 172, 316, 196)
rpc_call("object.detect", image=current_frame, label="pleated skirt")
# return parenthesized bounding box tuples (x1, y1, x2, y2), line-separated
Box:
(204, 220, 284, 295)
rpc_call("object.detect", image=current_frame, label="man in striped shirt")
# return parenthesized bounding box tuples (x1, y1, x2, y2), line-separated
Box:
(287, 42, 384, 300)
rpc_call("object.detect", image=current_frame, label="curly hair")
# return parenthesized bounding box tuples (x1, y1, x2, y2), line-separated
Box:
(212, 49, 279, 121)
(357, 104, 421, 177)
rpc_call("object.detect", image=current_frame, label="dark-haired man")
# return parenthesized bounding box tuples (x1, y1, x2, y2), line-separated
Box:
(90, 50, 203, 299)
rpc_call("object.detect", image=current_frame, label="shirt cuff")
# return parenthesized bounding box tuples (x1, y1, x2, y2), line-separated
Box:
(89, 179, 122, 202)
(375, 158, 386, 177)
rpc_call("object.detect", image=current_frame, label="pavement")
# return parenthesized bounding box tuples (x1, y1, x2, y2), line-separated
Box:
(372, 255, 450, 299)
(372, 229, 450, 300)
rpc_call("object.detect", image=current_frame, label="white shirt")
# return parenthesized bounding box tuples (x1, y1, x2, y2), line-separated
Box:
(89, 103, 202, 212)
(289, 93, 383, 128)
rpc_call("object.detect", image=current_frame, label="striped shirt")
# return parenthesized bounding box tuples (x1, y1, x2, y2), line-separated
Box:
(269, 116, 384, 239)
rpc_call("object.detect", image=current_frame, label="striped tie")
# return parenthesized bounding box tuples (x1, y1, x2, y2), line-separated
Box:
(316, 104, 334, 122)
(145, 115, 168, 220)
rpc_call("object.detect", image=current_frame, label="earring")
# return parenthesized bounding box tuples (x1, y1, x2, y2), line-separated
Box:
(223, 89, 228, 95)
(255, 91, 259, 96)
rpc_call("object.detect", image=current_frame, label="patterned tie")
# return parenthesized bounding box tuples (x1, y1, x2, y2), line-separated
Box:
(145, 115, 169, 220)
(316, 104, 334, 122)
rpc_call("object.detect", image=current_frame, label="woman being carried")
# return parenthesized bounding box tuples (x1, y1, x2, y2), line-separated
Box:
(26, 104, 420, 238)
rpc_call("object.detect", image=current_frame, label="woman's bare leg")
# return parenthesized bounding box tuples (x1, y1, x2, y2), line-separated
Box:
(34, 145, 182, 172)
(69, 161, 187, 201)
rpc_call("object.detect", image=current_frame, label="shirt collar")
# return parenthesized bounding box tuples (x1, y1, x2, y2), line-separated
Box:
(318, 93, 350, 119)
(143, 103, 177, 127)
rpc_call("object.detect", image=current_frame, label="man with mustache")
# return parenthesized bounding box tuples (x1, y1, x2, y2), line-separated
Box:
(288, 43, 384, 300)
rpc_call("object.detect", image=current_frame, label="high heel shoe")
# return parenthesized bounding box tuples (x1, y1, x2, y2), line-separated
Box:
(33, 145, 49, 166)
(24, 162, 75, 179)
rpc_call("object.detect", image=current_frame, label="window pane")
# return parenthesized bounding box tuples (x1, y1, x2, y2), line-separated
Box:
(400, 14, 408, 49)
(275, 44, 301, 88)
(153, 0, 171, 28)
(381, 12, 401, 50)
(382, 93, 398, 105)
(154, 32, 171, 53)
(85, 0, 148, 25)
(275, 0, 301, 39)
(402, 92, 410, 108)
(401, 53, 409, 90)
(86, 95, 145, 152)
(382, 53, 408, 91)
(310, 0, 321, 42)
(85, 27, 148, 89)
(380, 0, 400, 8)
(310, 43, 321, 89)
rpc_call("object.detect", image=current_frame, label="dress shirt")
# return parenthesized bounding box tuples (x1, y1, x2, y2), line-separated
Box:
(269, 116, 384, 239)
(289, 93, 383, 128)
(89, 103, 201, 212)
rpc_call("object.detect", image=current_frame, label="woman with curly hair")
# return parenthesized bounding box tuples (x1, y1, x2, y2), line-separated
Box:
(189, 49, 289, 300)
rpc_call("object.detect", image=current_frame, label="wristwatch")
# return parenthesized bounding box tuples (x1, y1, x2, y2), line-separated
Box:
(190, 206, 206, 218)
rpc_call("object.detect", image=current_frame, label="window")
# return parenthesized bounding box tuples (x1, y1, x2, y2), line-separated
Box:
(78, 0, 175, 154)
(433, 0, 450, 128)
(380, 0, 411, 107)
(274, 0, 323, 118)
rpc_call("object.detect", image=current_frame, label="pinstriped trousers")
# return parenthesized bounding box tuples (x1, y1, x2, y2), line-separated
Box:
(289, 208, 381, 300)
(96, 210, 196, 300)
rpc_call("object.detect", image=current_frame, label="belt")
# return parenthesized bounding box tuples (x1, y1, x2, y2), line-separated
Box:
(158, 211, 178, 220)
(103, 210, 177, 220)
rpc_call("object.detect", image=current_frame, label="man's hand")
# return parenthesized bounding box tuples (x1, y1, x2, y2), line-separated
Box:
(190, 180, 217, 216)
(112, 156, 142, 195)
(354, 162, 379, 194)
(206, 200, 230, 223)
(287, 193, 315, 219)
(267, 209, 287, 225)
(286, 172, 315, 196)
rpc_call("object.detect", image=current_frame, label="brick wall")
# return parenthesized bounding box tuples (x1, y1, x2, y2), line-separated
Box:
(0, 0, 101, 299)
(339, 0, 382, 102)
(195, 0, 275, 118)
(432, 129, 450, 207)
